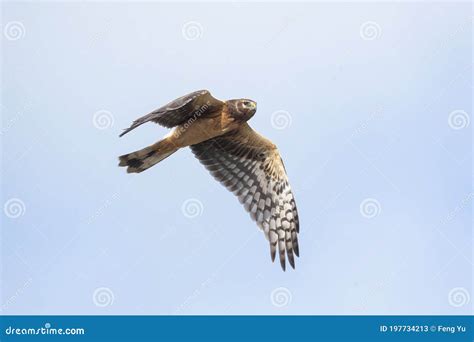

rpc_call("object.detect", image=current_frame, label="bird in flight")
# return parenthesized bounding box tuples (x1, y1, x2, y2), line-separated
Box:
(118, 90, 299, 270)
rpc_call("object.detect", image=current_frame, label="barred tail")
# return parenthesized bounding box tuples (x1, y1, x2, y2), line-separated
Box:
(118, 139, 178, 173)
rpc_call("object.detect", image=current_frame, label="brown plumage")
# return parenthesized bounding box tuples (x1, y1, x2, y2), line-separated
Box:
(119, 90, 299, 271)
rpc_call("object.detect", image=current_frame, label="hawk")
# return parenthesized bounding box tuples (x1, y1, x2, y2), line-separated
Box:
(119, 90, 299, 270)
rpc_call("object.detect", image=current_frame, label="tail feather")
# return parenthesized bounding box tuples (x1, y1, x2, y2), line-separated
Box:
(119, 140, 178, 173)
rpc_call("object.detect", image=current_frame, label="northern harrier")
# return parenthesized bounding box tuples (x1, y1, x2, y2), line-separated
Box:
(119, 90, 299, 270)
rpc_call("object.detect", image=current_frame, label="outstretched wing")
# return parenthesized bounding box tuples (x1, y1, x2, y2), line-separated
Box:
(119, 90, 224, 137)
(190, 123, 299, 271)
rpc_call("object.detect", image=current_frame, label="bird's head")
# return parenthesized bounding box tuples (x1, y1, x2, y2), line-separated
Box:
(227, 99, 257, 122)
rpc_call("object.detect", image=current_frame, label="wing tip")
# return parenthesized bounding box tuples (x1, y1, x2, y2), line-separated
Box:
(293, 244, 300, 257)
(287, 252, 295, 270)
(279, 257, 286, 271)
(119, 127, 135, 137)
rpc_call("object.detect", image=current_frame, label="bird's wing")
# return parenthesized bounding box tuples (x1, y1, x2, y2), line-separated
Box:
(190, 123, 299, 270)
(119, 90, 224, 137)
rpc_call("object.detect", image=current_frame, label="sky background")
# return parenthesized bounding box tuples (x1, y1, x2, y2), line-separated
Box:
(1, 1, 472, 315)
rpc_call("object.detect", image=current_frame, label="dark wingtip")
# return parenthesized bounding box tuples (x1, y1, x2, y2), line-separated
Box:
(293, 244, 299, 257)
(279, 255, 286, 271)
(119, 129, 130, 138)
(288, 253, 295, 269)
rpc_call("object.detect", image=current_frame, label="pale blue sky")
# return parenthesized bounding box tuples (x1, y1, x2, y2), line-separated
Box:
(1, 1, 472, 315)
